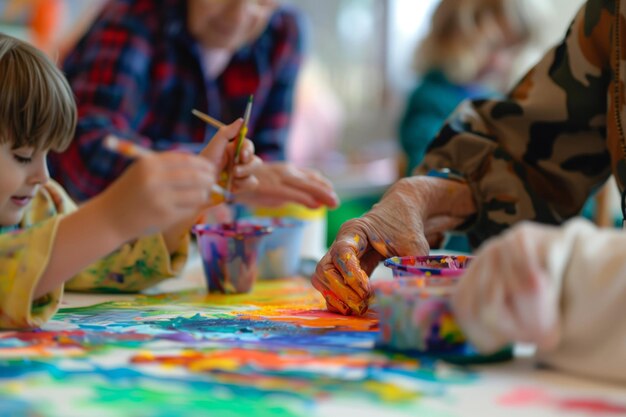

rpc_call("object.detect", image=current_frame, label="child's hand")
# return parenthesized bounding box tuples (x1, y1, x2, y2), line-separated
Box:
(451, 222, 562, 353)
(234, 162, 339, 209)
(99, 152, 218, 240)
(199, 119, 261, 195)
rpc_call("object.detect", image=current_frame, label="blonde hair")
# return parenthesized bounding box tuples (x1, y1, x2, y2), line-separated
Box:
(415, 0, 542, 84)
(0, 33, 76, 152)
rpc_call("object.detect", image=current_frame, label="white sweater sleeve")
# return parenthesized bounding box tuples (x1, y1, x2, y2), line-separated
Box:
(538, 218, 626, 383)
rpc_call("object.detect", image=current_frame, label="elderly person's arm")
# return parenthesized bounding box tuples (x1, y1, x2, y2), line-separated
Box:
(313, 0, 614, 315)
(418, 0, 613, 246)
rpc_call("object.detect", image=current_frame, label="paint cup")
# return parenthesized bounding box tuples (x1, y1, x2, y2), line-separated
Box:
(252, 204, 327, 260)
(373, 277, 466, 353)
(193, 222, 271, 294)
(251, 217, 305, 279)
(383, 255, 473, 279)
(374, 255, 473, 353)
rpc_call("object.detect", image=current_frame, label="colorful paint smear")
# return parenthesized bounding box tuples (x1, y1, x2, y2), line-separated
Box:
(193, 223, 271, 294)
(0, 278, 479, 417)
(2, 278, 625, 416)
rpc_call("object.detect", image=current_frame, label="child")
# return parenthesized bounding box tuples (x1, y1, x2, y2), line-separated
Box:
(0, 33, 258, 329)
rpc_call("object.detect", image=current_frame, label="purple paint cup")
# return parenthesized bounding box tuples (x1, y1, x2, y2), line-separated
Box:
(384, 255, 473, 279)
(193, 222, 272, 294)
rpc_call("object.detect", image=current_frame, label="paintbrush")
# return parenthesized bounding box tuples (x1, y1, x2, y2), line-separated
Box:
(191, 109, 225, 130)
(224, 95, 254, 196)
(103, 135, 233, 200)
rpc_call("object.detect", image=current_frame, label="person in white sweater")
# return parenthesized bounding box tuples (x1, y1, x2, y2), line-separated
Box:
(452, 219, 626, 383)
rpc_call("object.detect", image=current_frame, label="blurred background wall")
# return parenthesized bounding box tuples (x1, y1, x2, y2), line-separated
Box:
(0, 0, 590, 240)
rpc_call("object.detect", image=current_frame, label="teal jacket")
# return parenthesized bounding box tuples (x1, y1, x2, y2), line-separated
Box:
(399, 71, 493, 175)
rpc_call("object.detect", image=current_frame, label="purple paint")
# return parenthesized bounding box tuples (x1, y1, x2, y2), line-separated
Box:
(384, 255, 473, 279)
(193, 222, 271, 294)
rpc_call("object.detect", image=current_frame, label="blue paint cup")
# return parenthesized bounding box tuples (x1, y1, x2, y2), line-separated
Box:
(254, 218, 305, 279)
(193, 222, 271, 294)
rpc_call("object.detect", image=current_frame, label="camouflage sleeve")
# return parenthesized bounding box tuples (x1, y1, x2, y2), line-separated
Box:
(417, 0, 615, 247)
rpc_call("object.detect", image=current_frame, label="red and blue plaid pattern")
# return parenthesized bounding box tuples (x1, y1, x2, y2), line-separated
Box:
(49, 0, 304, 201)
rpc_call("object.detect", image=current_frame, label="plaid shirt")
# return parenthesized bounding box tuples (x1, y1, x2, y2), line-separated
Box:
(49, 0, 304, 201)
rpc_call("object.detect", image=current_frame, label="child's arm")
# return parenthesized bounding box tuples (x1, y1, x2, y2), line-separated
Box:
(452, 219, 626, 383)
(34, 152, 217, 298)
(66, 119, 262, 293)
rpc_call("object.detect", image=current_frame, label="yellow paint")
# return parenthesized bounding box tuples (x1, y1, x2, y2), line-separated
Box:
(439, 314, 465, 343)
(189, 357, 241, 372)
(371, 240, 389, 257)
(362, 380, 419, 402)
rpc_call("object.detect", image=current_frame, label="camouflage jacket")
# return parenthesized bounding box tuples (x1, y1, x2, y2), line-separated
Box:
(418, 0, 626, 246)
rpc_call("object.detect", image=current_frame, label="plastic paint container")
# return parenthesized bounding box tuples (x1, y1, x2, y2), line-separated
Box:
(252, 204, 327, 260)
(193, 222, 271, 294)
(383, 255, 473, 279)
(373, 277, 466, 353)
(253, 218, 305, 279)
(374, 255, 473, 353)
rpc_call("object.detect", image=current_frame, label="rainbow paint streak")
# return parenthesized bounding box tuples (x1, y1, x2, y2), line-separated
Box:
(0, 279, 476, 416)
(193, 222, 271, 294)
(2, 279, 623, 416)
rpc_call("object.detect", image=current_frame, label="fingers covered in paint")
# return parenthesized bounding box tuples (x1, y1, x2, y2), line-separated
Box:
(313, 176, 475, 316)
(311, 220, 378, 316)
(311, 250, 370, 316)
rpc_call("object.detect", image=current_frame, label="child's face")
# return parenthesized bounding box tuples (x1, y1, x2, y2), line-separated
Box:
(0, 142, 49, 226)
(187, 0, 277, 51)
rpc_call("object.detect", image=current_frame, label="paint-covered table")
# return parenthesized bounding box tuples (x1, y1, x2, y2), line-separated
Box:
(1, 260, 626, 417)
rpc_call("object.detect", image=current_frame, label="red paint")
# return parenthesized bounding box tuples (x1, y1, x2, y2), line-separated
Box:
(556, 399, 626, 415)
(499, 388, 626, 416)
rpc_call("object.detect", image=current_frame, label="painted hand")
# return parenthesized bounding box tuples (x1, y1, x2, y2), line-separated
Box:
(312, 177, 474, 316)
(234, 162, 339, 209)
(451, 222, 562, 353)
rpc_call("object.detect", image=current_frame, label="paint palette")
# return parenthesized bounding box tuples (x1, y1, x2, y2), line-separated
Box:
(384, 255, 473, 279)
(193, 222, 272, 294)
